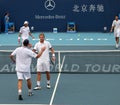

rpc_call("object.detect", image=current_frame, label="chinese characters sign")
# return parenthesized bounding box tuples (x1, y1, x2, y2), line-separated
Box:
(73, 4, 104, 13)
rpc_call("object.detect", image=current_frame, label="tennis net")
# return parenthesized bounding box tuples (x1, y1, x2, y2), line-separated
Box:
(0, 50, 120, 74)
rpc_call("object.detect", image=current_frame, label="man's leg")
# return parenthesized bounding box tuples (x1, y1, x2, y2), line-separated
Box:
(115, 37, 119, 48)
(27, 79, 33, 96)
(34, 72, 42, 90)
(46, 71, 51, 89)
(18, 79, 23, 100)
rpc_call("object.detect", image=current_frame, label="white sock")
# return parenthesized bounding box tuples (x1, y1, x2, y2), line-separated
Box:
(18, 89, 22, 95)
(47, 80, 50, 84)
(28, 89, 32, 93)
(37, 81, 40, 86)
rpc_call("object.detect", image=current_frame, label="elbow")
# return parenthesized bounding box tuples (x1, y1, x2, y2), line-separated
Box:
(10, 55, 13, 59)
(9, 54, 12, 58)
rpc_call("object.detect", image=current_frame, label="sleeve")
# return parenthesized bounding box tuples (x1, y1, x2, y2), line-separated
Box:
(48, 42, 52, 49)
(19, 27, 22, 33)
(27, 49, 37, 58)
(28, 27, 30, 33)
(11, 49, 17, 56)
(112, 20, 115, 27)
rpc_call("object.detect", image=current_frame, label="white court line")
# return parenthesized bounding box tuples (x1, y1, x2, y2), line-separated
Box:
(55, 50, 120, 53)
(0, 43, 115, 46)
(49, 53, 66, 105)
(64, 55, 120, 57)
(97, 38, 107, 40)
(32, 39, 39, 40)
(32, 37, 109, 42)
(1, 50, 120, 53)
(0, 50, 13, 52)
(84, 38, 93, 40)
(33, 38, 55, 41)
(1, 50, 120, 52)
(66, 38, 73, 41)
(46, 38, 55, 41)
(59, 38, 62, 40)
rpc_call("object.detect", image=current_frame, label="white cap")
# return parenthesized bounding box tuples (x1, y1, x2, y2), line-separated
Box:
(24, 21, 29, 25)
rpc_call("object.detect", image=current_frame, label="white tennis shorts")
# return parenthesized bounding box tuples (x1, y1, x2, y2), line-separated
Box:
(37, 61, 50, 72)
(17, 71, 31, 80)
(114, 29, 120, 37)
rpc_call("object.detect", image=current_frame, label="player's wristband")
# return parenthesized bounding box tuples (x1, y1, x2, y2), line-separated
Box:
(52, 53, 55, 57)
(18, 37, 20, 40)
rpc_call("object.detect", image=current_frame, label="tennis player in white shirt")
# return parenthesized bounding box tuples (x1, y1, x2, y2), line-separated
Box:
(10, 39, 46, 100)
(33, 33, 55, 90)
(18, 21, 34, 44)
(110, 15, 120, 48)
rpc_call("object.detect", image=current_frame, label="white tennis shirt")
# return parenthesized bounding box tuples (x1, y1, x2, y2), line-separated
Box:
(11, 47, 37, 72)
(34, 41, 52, 62)
(19, 26, 30, 40)
(112, 20, 120, 32)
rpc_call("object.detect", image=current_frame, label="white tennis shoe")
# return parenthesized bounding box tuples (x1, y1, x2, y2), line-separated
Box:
(47, 84, 51, 89)
(34, 85, 41, 90)
(115, 44, 119, 49)
(28, 92, 34, 96)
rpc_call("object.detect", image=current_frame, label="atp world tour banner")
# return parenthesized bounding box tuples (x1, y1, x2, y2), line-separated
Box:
(0, 0, 120, 32)
(0, 51, 120, 73)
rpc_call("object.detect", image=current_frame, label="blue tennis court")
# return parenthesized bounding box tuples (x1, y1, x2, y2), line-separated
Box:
(0, 32, 120, 105)
(0, 74, 120, 105)
(0, 32, 117, 50)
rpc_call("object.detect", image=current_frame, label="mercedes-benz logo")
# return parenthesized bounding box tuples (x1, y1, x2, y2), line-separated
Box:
(44, 0, 56, 10)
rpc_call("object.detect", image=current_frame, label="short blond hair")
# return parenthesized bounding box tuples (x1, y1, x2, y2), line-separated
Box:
(39, 33, 45, 38)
